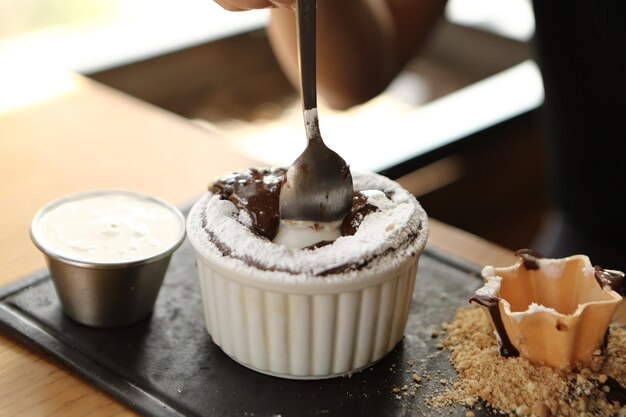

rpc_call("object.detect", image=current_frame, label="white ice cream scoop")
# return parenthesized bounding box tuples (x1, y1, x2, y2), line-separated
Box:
(273, 219, 342, 249)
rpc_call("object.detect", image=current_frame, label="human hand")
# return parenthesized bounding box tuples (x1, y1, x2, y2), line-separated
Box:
(213, 0, 294, 11)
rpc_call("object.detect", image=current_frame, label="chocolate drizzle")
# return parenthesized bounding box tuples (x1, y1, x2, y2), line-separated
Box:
(594, 266, 625, 296)
(515, 248, 545, 271)
(468, 249, 541, 358)
(602, 375, 626, 406)
(602, 328, 610, 351)
(470, 294, 520, 358)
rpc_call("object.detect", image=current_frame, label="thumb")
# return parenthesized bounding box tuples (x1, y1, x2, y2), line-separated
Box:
(269, 0, 296, 9)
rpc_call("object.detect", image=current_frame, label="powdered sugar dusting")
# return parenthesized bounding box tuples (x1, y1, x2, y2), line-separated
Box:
(237, 209, 253, 228)
(509, 302, 561, 323)
(187, 171, 428, 278)
(526, 302, 560, 314)
(538, 259, 566, 279)
(474, 276, 502, 298)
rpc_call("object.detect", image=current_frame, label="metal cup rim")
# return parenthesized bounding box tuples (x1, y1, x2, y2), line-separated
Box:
(30, 189, 186, 269)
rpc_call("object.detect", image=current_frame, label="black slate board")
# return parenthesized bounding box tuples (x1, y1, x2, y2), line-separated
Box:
(0, 215, 497, 417)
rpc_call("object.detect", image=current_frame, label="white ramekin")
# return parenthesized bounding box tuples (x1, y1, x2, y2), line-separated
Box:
(187, 180, 428, 379)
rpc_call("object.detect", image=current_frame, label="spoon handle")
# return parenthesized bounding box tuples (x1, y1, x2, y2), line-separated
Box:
(296, 0, 317, 112)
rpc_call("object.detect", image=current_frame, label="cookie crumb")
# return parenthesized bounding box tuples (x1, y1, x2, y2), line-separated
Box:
(531, 403, 551, 417)
(431, 306, 626, 416)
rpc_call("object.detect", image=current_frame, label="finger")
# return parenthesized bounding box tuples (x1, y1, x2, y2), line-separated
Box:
(214, 0, 245, 11)
(269, 0, 295, 8)
(239, 0, 276, 8)
(214, 0, 275, 10)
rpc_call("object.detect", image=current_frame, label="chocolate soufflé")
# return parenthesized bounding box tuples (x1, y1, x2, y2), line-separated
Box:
(186, 168, 428, 379)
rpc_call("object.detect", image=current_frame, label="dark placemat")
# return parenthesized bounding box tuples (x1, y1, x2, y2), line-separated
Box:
(0, 214, 497, 417)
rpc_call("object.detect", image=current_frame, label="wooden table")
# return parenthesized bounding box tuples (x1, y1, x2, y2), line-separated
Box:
(0, 65, 515, 416)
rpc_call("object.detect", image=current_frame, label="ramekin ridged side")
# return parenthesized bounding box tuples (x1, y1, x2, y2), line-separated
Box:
(193, 250, 420, 379)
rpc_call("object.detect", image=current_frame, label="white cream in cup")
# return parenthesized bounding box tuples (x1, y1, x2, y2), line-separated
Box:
(31, 190, 185, 327)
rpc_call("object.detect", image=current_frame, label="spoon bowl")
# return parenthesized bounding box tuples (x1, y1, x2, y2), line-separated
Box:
(280, 112, 353, 221)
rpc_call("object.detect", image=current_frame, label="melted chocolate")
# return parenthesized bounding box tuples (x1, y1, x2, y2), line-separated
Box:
(594, 266, 625, 296)
(470, 294, 520, 358)
(602, 328, 610, 351)
(305, 240, 334, 250)
(515, 248, 545, 271)
(340, 192, 379, 236)
(211, 168, 285, 240)
(211, 170, 389, 244)
(473, 248, 543, 355)
(603, 375, 626, 406)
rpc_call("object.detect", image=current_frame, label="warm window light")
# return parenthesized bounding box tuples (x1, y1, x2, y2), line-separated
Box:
(0, 56, 80, 114)
(0, 0, 268, 73)
(0, 0, 117, 40)
(446, 0, 535, 42)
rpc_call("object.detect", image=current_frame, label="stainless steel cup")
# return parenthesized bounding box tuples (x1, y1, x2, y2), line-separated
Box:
(30, 190, 186, 327)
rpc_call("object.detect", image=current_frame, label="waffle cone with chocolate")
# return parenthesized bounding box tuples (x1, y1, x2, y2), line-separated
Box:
(472, 249, 623, 369)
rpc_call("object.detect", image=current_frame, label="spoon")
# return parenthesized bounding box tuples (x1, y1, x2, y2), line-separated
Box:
(279, 0, 354, 222)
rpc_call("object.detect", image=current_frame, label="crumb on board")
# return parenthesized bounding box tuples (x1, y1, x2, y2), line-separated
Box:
(430, 306, 626, 417)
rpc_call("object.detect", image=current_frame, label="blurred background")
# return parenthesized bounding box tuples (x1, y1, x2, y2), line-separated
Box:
(1, 0, 550, 252)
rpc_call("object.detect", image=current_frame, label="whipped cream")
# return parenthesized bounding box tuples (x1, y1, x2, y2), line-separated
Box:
(33, 191, 184, 264)
(272, 190, 393, 249)
(273, 219, 342, 249)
